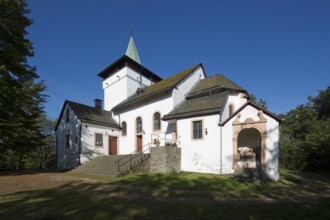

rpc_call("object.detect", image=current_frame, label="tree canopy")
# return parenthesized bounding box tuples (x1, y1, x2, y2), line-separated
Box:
(280, 84, 330, 171)
(249, 93, 268, 109)
(0, 0, 48, 169)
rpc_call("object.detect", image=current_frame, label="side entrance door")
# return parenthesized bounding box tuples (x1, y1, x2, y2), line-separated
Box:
(109, 136, 118, 155)
(136, 135, 143, 153)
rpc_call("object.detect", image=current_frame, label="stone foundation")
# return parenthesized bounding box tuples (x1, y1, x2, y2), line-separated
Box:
(150, 146, 181, 173)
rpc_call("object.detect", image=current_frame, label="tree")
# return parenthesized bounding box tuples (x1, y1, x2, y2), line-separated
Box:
(279, 105, 316, 171)
(280, 83, 330, 171)
(249, 93, 268, 109)
(24, 117, 57, 169)
(309, 85, 330, 120)
(0, 0, 47, 169)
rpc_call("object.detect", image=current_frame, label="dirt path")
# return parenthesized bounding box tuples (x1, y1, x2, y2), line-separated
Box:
(0, 171, 96, 195)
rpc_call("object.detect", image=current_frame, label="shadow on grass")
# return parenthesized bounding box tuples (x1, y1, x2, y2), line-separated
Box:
(0, 170, 330, 219)
(115, 170, 330, 199)
(0, 170, 67, 176)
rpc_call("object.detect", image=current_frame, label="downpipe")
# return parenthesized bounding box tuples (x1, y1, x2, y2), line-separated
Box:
(219, 111, 223, 175)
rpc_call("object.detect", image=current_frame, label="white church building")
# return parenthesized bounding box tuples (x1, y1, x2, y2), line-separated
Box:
(55, 36, 281, 180)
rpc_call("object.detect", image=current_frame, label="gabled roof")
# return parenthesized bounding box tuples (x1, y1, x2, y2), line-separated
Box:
(55, 100, 120, 130)
(220, 101, 282, 126)
(188, 74, 247, 98)
(163, 91, 228, 120)
(163, 73, 249, 120)
(97, 55, 162, 82)
(112, 63, 205, 111)
(125, 36, 141, 64)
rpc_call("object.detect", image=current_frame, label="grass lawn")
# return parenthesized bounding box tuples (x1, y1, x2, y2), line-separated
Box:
(0, 170, 330, 219)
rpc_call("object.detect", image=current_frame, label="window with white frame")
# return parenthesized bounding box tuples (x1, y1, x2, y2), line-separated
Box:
(122, 121, 127, 136)
(192, 120, 203, 139)
(95, 133, 103, 147)
(136, 117, 142, 133)
(153, 112, 161, 131)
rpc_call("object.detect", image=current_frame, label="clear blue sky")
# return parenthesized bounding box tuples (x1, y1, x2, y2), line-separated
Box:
(26, 0, 330, 118)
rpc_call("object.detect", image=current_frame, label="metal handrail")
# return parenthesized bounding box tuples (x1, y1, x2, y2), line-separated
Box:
(116, 133, 181, 176)
(151, 132, 181, 147)
(116, 143, 151, 176)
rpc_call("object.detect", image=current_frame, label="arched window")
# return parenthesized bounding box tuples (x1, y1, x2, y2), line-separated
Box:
(136, 117, 142, 133)
(121, 121, 127, 136)
(153, 112, 161, 131)
(229, 104, 235, 117)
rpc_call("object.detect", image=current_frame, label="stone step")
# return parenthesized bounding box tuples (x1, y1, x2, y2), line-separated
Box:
(234, 168, 269, 182)
(72, 154, 150, 177)
(74, 168, 117, 173)
(73, 170, 117, 177)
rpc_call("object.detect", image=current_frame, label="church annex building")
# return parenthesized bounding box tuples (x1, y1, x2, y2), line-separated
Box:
(55, 36, 281, 181)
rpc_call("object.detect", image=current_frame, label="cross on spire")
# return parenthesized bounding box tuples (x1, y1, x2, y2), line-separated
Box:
(130, 24, 134, 36)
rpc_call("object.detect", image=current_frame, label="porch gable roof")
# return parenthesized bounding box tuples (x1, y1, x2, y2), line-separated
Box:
(162, 91, 228, 120)
(220, 101, 282, 126)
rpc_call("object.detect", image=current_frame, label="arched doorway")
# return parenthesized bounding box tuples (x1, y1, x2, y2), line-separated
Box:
(232, 111, 267, 170)
(237, 128, 261, 169)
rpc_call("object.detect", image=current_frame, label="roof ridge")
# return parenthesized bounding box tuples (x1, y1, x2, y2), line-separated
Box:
(188, 73, 246, 97)
(97, 55, 162, 81)
(65, 100, 111, 114)
(55, 100, 119, 130)
(145, 63, 201, 90)
(211, 73, 244, 89)
(112, 63, 203, 111)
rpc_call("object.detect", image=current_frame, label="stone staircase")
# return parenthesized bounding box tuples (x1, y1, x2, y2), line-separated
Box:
(72, 154, 150, 177)
(234, 168, 269, 183)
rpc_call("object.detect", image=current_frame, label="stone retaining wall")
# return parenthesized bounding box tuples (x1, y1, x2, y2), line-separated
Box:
(150, 146, 181, 173)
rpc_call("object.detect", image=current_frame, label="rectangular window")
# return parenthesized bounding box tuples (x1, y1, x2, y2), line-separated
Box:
(66, 109, 70, 123)
(122, 122, 127, 136)
(193, 120, 203, 139)
(95, 133, 103, 147)
(66, 134, 70, 148)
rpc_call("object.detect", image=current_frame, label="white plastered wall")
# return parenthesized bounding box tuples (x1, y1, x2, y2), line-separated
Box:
(173, 66, 205, 107)
(178, 114, 221, 174)
(103, 68, 128, 111)
(126, 67, 153, 95)
(80, 122, 120, 164)
(220, 119, 235, 174)
(218, 93, 249, 174)
(264, 114, 280, 181)
(222, 92, 248, 120)
(112, 65, 204, 155)
(114, 95, 174, 154)
(221, 105, 262, 174)
(222, 104, 280, 180)
(103, 66, 155, 111)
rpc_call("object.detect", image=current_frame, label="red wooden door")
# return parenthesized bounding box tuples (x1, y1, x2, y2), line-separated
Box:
(136, 135, 143, 153)
(109, 136, 117, 155)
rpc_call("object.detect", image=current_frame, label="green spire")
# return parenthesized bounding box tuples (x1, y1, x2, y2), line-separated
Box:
(125, 35, 141, 64)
